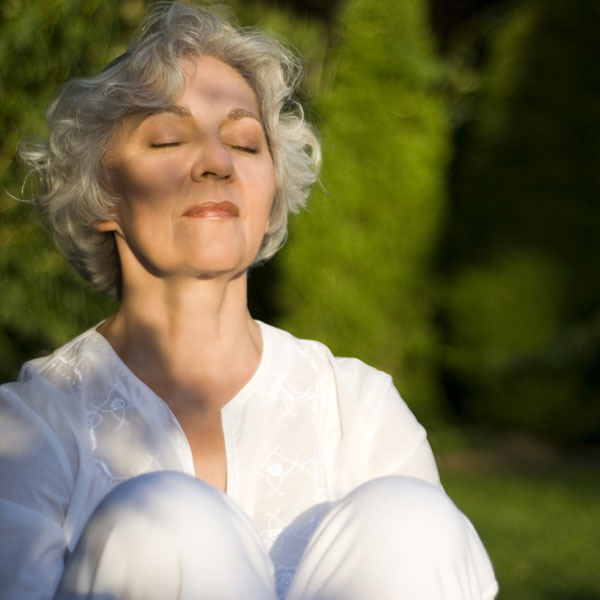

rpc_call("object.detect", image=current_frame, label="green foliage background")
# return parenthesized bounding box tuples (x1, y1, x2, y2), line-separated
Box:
(277, 0, 449, 423)
(437, 0, 600, 443)
(0, 0, 133, 380)
(1, 3, 599, 594)
(1, 0, 599, 445)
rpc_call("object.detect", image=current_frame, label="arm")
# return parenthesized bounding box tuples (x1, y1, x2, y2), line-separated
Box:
(362, 373, 440, 487)
(0, 386, 73, 599)
(333, 356, 440, 489)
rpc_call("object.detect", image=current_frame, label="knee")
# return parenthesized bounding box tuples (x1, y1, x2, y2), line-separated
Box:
(293, 478, 497, 599)
(61, 475, 277, 599)
(97, 471, 220, 519)
(90, 471, 240, 546)
(341, 476, 470, 555)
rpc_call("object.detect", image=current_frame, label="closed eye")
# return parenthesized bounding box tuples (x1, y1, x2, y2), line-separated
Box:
(150, 141, 182, 148)
(232, 145, 258, 154)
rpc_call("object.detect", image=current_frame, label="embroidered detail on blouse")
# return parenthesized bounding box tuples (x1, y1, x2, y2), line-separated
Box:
(4, 321, 436, 600)
(253, 447, 320, 497)
(94, 453, 163, 487)
(88, 385, 132, 450)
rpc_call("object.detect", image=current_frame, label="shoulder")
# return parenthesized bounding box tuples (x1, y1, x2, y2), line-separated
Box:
(16, 325, 103, 392)
(1, 323, 105, 407)
(259, 321, 390, 384)
(0, 326, 107, 483)
(258, 322, 439, 487)
(258, 321, 413, 436)
(259, 321, 396, 402)
(2, 326, 95, 417)
(0, 332, 102, 527)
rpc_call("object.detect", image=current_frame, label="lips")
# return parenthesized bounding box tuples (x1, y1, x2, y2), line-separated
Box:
(183, 201, 240, 218)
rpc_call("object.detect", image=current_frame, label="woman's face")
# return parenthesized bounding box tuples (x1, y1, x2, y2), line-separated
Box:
(99, 55, 276, 285)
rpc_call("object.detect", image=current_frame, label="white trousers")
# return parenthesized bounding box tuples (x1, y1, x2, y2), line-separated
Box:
(54, 472, 498, 600)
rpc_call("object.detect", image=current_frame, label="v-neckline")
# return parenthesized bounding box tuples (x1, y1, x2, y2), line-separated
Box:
(89, 320, 272, 496)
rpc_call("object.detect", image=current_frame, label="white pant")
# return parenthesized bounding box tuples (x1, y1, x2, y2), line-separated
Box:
(54, 472, 498, 600)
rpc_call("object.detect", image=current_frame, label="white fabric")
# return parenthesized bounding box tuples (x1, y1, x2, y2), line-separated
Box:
(286, 476, 499, 600)
(0, 321, 494, 599)
(55, 472, 277, 600)
(54, 472, 498, 600)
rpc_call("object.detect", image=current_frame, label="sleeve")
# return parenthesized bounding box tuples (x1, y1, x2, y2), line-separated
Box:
(0, 385, 74, 599)
(334, 357, 441, 489)
(361, 372, 441, 488)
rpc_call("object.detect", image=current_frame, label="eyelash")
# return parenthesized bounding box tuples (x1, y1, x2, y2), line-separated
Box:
(232, 145, 258, 154)
(151, 142, 181, 148)
(149, 142, 258, 154)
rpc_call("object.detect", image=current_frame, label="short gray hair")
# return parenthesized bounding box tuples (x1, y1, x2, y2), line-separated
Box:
(20, 1, 320, 297)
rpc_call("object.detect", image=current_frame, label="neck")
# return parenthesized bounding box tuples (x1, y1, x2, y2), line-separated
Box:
(98, 271, 262, 411)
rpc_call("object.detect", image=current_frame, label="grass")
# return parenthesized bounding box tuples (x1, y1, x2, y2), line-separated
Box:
(439, 460, 600, 599)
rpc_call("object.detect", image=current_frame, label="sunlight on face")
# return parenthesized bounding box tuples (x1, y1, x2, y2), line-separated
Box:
(99, 56, 276, 286)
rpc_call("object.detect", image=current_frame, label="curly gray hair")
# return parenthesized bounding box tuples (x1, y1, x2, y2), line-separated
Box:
(20, 1, 320, 297)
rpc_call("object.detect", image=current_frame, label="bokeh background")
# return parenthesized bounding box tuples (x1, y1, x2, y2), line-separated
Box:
(1, 0, 599, 597)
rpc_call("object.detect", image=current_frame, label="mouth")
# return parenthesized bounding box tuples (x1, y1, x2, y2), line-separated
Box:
(183, 201, 240, 218)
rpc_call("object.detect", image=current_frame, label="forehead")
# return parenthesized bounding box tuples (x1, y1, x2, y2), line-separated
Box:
(178, 55, 260, 114)
(105, 56, 263, 157)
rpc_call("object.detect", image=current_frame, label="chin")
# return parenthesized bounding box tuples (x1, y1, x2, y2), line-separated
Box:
(184, 250, 256, 279)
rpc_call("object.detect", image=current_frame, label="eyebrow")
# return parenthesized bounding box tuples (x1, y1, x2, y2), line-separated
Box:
(225, 107, 261, 123)
(133, 105, 193, 128)
(152, 105, 261, 124)
(164, 105, 194, 119)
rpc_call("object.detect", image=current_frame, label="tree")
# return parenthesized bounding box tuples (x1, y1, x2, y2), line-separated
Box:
(277, 0, 450, 421)
(0, 0, 144, 381)
(437, 0, 600, 442)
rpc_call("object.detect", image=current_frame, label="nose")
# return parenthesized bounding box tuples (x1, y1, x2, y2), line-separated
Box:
(191, 138, 234, 181)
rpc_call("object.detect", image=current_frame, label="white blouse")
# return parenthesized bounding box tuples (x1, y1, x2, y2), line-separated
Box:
(0, 321, 440, 599)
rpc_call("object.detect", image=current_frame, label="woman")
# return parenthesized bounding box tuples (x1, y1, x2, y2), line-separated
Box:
(0, 3, 498, 599)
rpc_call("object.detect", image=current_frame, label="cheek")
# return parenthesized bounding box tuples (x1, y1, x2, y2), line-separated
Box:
(114, 157, 185, 207)
(257, 172, 277, 227)
(240, 158, 276, 214)
(258, 161, 277, 207)
(263, 167, 277, 234)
